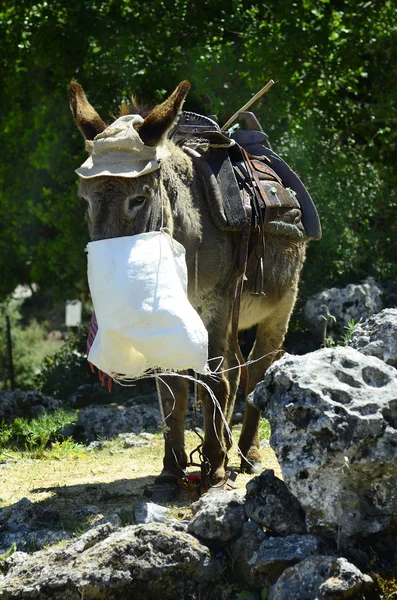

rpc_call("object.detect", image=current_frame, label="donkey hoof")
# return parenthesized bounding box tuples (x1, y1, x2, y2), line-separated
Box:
(240, 448, 262, 474)
(151, 472, 181, 504)
(210, 466, 226, 485)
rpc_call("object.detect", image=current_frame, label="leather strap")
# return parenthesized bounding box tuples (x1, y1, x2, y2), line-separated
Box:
(231, 205, 251, 389)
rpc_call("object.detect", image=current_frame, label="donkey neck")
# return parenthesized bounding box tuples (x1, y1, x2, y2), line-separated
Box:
(161, 141, 202, 256)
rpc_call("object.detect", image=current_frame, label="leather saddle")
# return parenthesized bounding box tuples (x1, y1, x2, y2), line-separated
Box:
(171, 110, 322, 241)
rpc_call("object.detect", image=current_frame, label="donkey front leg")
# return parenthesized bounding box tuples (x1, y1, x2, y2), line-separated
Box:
(200, 327, 236, 483)
(152, 376, 189, 502)
(239, 292, 298, 472)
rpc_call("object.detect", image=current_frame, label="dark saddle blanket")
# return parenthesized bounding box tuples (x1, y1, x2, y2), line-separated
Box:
(172, 111, 321, 241)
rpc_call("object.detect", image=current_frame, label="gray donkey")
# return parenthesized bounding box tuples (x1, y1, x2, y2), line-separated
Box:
(69, 80, 308, 497)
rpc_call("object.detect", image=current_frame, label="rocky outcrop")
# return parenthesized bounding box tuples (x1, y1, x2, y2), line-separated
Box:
(0, 392, 63, 424)
(188, 488, 247, 542)
(304, 277, 383, 339)
(0, 498, 72, 554)
(350, 308, 397, 368)
(268, 556, 375, 600)
(245, 469, 306, 535)
(0, 522, 221, 600)
(231, 522, 322, 588)
(252, 346, 397, 539)
(75, 403, 161, 441)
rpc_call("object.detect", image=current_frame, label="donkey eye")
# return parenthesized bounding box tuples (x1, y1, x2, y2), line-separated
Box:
(128, 196, 146, 211)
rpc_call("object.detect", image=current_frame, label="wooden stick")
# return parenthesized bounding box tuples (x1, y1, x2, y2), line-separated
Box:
(221, 79, 275, 131)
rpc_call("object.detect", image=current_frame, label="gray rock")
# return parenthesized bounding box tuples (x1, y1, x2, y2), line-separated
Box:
(0, 529, 72, 554)
(245, 469, 307, 535)
(188, 489, 247, 542)
(252, 347, 397, 540)
(86, 440, 103, 451)
(76, 404, 161, 442)
(134, 502, 172, 525)
(350, 308, 397, 368)
(140, 432, 154, 440)
(0, 551, 29, 577)
(0, 498, 36, 533)
(304, 277, 383, 339)
(268, 556, 374, 600)
(0, 523, 221, 600)
(88, 511, 123, 530)
(232, 524, 322, 588)
(0, 498, 71, 554)
(0, 391, 63, 423)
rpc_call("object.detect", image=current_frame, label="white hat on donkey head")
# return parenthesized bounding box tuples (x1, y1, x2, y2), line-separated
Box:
(75, 114, 171, 179)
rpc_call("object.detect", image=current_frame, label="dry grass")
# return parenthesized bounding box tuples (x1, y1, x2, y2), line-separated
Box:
(0, 426, 280, 521)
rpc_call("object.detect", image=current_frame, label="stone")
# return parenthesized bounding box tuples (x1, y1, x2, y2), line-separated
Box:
(268, 556, 375, 600)
(350, 308, 397, 368)
(88, 511, 123, 530)
(76, 404, 161, 442)
(86, 440, 103, 451)
(134, 502, 172, 525)
(0, 498, 71, 554)
(188, 489, 247, 543)
(231, 523, 322, 588)
(245, 469, 307, 535)
(304, 277, 383, 339)
(0, 523, 221, 600)
(252, 346, 397, 539)
(0, 391, 63, 424)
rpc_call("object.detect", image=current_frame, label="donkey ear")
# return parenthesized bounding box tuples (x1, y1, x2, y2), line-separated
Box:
(136, 80, 190, 147)
(68, 81, 107, 141)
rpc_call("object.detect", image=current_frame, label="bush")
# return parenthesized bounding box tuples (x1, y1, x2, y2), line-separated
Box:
(35, 325, 97, 400)
(0, 298, 63, 391)
(0, 408, 77, 456)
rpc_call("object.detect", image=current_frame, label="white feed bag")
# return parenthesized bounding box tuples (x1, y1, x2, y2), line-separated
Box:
(86, 231, 209, 379)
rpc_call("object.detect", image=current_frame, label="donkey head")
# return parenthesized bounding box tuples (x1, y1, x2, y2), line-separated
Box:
(69, 81, 190, 241)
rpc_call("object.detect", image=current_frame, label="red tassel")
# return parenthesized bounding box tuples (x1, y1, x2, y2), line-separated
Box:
(107, 377, 113, 393)
(89, 362, 95, 373)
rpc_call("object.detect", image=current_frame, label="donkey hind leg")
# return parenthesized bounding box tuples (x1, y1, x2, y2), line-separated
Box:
(239, 295, 297, 473)
(152, 375, 189, 503)
(200, 329, 237, 483)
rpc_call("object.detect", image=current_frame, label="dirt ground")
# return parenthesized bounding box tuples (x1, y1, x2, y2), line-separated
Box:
(0, 426, 281, 522)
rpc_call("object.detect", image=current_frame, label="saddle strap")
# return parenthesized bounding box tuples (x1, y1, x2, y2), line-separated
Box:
(231, 201, 252, 389)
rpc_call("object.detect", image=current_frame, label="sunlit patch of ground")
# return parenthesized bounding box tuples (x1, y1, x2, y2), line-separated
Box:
(0, 425, 280, 520)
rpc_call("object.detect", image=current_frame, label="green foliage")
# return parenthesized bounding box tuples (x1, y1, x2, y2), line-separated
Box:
(0, 409, 77, 457)
(35, 325, 96, 400)
(341, 319, 359, 346)
(0, 0, 396, 299)
(0, 543, 17, 562)
(0, 298, 63, 390)
(258, 418, 271, 441)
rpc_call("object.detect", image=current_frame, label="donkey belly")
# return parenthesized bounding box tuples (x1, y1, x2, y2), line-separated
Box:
(238, 294, 273, 331)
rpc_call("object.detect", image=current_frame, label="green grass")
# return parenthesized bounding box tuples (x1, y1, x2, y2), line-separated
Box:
(258, 418, 271, 441)
(0, 409, 79, 458)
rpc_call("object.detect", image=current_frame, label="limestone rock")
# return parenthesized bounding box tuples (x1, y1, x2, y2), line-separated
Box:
(0, 498, 71, 554)
(188, 489, 247, 542)
(245, 469, 307, 535)
(268, 556, 374, 600)
(252, 346, 397, 539)
(0, 391, 63, 424)
(304, 277, 383, 339)
(134, 502, 172, 525)
(0, 523, 221, 599)
(231, 522, 322, 588)
(76, 403, 161, 442)
(350, 308, 397, 368)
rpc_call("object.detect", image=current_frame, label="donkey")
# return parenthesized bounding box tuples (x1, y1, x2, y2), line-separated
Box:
(69, 80, 307, 496)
